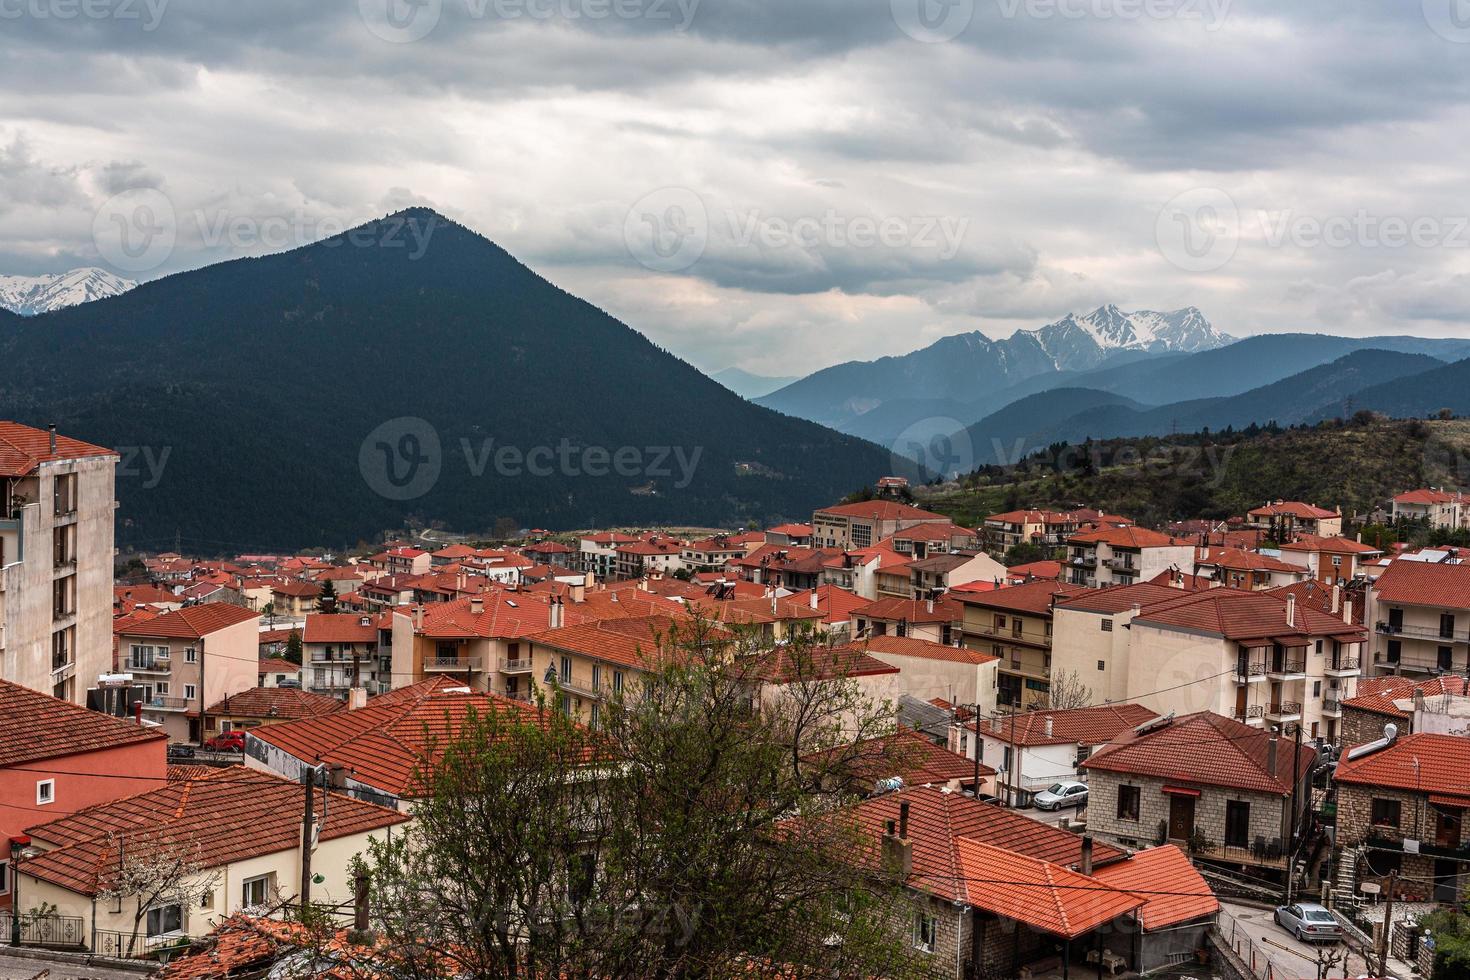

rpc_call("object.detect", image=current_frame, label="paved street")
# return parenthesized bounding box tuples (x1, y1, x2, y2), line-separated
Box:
(1220, 902, 1384, 980)
(0, 952, 150, 980)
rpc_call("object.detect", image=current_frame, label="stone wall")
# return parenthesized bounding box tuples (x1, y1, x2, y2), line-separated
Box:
(1340, 705, 1399, 746)
(1087, 771, 1290, 858)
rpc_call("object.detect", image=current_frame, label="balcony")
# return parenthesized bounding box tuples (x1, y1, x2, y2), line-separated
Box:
(1070, 555, 1097, 569)
(1368, 825, 1470, 861)
(1234, 658, 1268, 684)
(124, 657, 171, 674)
(1267, 658, 1306, 681)
(1324, 656, 1361, 677)
(1266, 701, 1302, 723)
(1234, 704, 1265, 725)
(499, 657, 534, 673)
(1107, 556, 1138, 573)
(145, 696, 189, 711)
(425, 655, 484, 672)
(1376, 621, 1470, 644)
(558, 677, 604, 700)
(965, 623, 1051, 649)
(1322, 698, 1342, 717)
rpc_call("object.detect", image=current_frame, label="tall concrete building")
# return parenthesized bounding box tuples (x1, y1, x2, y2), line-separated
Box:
(0, 422, 117, 703)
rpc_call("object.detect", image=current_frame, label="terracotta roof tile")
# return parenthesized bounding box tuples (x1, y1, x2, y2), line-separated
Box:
(1090, 845, 1218, 930)
(0, 421, 115, 477)
(952, 838, 1144, 938)
(1335, 732, 1470, 795)
(116, 604, 260, 639)
(978, 703, 1159, 748)
(1372, 560, 1470, 609)
(205, 687, 345, 720)
(0, 680, 166, 767)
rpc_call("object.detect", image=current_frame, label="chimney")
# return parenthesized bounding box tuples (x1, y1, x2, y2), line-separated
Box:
(1286, 594, 1296, 629)
(359, 615, 371, 627)
(48, 422, 56, 454)
(1267, 734, 1279, 777)
(413, 605, 425, 630)
(1331, 584, 1341, 614)
(809, 589, 819, 611)
(354, 871, 371, 932)
(133, 698, 143, 726)
(347, 687, 368, 711)
(1044, 716, 1054, 738)
(549, 596, 564, 629)
(881, 807, 914, 879)
(925, 597, 934, 614)
(1343, 599, 1353, 625)
(1080, 835, 1094, 876)
(469, 596, 484, 616)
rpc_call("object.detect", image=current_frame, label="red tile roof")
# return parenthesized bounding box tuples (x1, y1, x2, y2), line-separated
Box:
(1395, 489, 1465, 505)
(1069, 526, 1185, 549)
(1335, 732, 1470, 796)
(1131, 588, 1364, 643)
(815, 500, 947, 521)
(1008, 559, 1064, 581)
(116, 603, 260, 639)
(750, 644, 901, 683)
(1341, 675, 1470, 720)
(1081, 711, 1313, 796)
(0, 421, 115, 477)
(809, 728, 993, 789)
(0, 680, 166, 767)
(1090, 845, 1218, 930)
(528, 615, 698, 670)
(832, 786, 1125, 904)
(1057, 582, 1187, 615)
(247, 679, 573, 799)
(22, 768, 406, 895)
(1278, 534, 1380, 555)
(978, 703, 1159, 748)
(206, 687, 345, 720)
(952, 838, 1144, 938)
(955, 579, 1089, 616)
(1196, 547, 1305, 574)
(852, 595, 964, 624)
(303, 613, 378, 645)
(861, 634, 997, 665)
(1372, 559, 1470, 609)
(1249, 501, 1338, 519)
(790, 585, 869, 625)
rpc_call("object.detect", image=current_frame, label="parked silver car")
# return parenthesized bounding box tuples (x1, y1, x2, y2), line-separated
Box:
(1274, 902, 1342, 943)
(1032, 780, 1088, 811)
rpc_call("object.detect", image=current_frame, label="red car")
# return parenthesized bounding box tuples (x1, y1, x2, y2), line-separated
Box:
(204, 730, 247, 752)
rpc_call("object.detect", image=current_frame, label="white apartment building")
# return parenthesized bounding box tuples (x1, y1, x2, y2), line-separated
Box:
(1065, 526, 1194, 588)
(0, 422, 117, 704)
(1367, 559, 1470, 676)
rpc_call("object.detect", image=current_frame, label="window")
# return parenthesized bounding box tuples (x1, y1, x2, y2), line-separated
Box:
(1116, 785, 1140, 821)
(199, 889, 214, 909)
(592, 664, 602, 690)
(242, 874, 274, 908)
(146, 904, 183, 938)
(913, 912, 937, 952)
(0, 859, 9, 896)
(1225, 800, 1250, 848)
(613, 670, 624, 693)
(184, 647, 198, 663)
(1101, 619, 1113, 632)
(1440, 647, 1454, 671)
(1315, 640, 1323, 656)
(156, 681, 170, 695)
(1312, 680, 1321, 697)
(184, 684, 196, 701)
(1443, 614, 1458, 639)
(994, 614, 1006, 629)
(1097, 660, 1106, 671)
(590, 703, 601, 729)
(36, 779, 54, 805)
(560, 655, 572, 682)
(1371, 798, 1402, 828)
(1387, 640, 1402, 663)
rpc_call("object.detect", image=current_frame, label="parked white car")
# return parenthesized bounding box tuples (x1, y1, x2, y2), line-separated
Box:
(1274, 902, 1342, 943)
(1033, 780, 1088, 811)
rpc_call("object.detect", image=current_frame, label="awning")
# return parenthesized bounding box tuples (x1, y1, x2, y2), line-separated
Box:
(1162, 785, 1201, 797)
(1429, 793, 1470, 809)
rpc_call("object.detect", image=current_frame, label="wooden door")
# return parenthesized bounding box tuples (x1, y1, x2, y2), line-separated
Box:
(1169, 795, 1196, 841)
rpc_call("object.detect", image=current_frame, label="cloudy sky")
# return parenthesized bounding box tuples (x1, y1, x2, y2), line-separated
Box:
(4, 0, 1470, 375)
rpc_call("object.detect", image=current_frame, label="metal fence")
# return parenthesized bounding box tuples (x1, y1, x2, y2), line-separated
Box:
(1214, 906, 1298, 980)
(0, 912, 86, 949)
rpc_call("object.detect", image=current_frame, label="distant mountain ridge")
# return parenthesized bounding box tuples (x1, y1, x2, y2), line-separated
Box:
(756, 305, 1231, 434)
(0, 210, 906, 550)
(711, 367, 799, 400)
(0, 268, 135, 315)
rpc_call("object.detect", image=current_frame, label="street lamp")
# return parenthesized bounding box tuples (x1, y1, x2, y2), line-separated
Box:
(9, 835, 33, 947)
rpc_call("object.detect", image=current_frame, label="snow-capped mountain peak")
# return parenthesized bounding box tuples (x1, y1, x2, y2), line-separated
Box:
(1024, 305, 1231, 372)
(0, 268, 136, 316)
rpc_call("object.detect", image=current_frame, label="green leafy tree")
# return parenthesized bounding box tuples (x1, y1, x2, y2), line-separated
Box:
(284, 629, 303, 665)
(356, 619, 923, 980)
(317, 577, 338, 612)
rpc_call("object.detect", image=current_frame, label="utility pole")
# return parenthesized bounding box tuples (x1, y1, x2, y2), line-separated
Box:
(1286, 720, 1305, 903)
(1377, 871, 1398, 980)
(1008, 705, 1019, 807)
(300, 765, 319, 910)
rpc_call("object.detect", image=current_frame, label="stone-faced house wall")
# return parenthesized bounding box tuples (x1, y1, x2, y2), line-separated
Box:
(1087, 771, 1291, 858)
(1339, 706, 1399, 747)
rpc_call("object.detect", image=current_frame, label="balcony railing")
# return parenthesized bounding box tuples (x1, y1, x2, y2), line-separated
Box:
(499, 657, 534, 673)
(1107, 557, 1138, 572)
(1376, 622, 1470, 643)
(1267, 701, 1302, 719)
(1267, 658, 1306, 677)
(146, 696, 189, 710)
(1322, 698, 1341, 715)
(1325, 656, 1361, 674)
(426, 655, 484, 672)
(124, 657, 171, 673)
(1234, 705, 1265, 722)
(1235, 657, 1267, 681)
